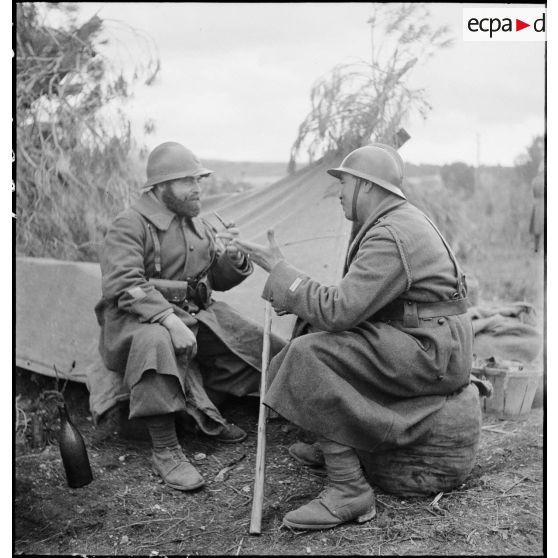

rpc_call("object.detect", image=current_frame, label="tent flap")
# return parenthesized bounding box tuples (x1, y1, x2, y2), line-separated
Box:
(16, 160, 350, 415)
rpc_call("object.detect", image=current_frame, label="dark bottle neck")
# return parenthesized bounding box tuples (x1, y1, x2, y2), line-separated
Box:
(58, 403, 69, 418)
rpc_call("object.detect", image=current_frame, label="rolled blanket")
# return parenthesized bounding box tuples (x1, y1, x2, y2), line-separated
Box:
(468, 302, 542, 363)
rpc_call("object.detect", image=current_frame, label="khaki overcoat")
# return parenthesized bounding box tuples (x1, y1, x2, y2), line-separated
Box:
(262, 195, 474, 452)
(95, 192, 284, 424)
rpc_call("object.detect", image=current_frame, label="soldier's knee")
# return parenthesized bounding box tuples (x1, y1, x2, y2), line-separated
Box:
(132, 324, 172, 350)
(286, 335, 318, 358)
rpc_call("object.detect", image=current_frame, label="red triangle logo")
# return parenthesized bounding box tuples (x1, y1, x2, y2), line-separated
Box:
(516, 19, 530, 31)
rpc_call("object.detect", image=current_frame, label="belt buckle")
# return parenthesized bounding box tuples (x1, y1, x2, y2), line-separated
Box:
(403, 300, 420, 328)
(168, 293, 188, 305)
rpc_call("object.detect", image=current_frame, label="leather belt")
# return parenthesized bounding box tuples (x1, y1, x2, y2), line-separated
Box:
(148, 278, 211, 309)
(376, 298, 469, 328)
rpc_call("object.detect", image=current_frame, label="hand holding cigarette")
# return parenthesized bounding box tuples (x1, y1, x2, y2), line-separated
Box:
(213, 212, 243, 262)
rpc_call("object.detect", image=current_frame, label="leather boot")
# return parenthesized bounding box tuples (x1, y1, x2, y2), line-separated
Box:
(152, 445, 205, 491)
(283, 439, 376, 530)
(215, 421, 247, 443)
(289, 442, 326, 473)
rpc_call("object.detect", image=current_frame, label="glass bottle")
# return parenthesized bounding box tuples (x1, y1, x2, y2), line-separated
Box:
(58, 403, 93, 488)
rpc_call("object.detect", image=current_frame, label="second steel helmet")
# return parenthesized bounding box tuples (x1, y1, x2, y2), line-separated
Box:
(327, 144, 406, 199)
(143, 142, 213, 190)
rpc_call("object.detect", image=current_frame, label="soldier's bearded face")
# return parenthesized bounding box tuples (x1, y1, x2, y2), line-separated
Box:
(161, 178, 202, 217)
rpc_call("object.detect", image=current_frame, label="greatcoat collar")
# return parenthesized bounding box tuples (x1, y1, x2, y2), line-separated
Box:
(346, 194, 407, 265)
(132, 192, 206, 238)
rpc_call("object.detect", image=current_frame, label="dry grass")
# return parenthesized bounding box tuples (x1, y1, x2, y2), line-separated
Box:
(14, 374, 544, 556)
(16, 4, 159, 262)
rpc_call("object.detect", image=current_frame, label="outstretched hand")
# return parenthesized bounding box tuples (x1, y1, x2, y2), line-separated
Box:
(232, 229, 285, 272)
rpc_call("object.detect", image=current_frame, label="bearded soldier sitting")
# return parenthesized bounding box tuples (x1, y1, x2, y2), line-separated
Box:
(95, 142, 283, 491)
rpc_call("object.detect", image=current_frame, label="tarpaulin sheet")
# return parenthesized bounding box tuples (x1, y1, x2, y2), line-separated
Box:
(16, 160, 351, 416)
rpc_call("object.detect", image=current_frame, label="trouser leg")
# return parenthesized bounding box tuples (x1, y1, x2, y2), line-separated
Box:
(125, 323, 250, 437)
(128, 364, 227, 438)
(122, 324, 190, 421)
(128, 370, 187, 419)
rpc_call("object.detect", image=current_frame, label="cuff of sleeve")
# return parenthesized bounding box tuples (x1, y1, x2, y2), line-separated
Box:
(150, 308, 174, 324)
(262, 260, 305, 309)
(228, 253, 251, 273)
(123, 288, 174, 323)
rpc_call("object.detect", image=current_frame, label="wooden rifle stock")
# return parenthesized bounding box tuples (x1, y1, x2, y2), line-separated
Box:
(249, 301, 273, 535)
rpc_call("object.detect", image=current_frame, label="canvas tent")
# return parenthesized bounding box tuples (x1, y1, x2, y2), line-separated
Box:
(16, 156, 543, 418)
(16, 158, 351, 417)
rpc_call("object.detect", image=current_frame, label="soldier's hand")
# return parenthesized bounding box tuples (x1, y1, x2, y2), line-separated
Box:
(216, 227, 244, 262)
(161, 313, 198, 359)
(232, 229, 284, 272)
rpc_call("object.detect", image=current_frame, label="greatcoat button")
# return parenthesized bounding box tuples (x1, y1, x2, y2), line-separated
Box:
(189, 246, 194, 251)
(438, 318, 446, 325)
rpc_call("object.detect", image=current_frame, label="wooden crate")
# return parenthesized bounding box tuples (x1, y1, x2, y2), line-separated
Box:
(472, 366, 541, 418)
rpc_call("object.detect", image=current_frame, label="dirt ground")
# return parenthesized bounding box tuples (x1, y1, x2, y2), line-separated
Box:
(14, 369, 544, 557)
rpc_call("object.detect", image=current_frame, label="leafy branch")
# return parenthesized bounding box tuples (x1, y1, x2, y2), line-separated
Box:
(16, 3, 160, 261)
(288, 3, 453, 171)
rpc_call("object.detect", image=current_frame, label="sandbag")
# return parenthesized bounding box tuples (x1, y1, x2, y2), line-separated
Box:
(359, 383, 481, 496)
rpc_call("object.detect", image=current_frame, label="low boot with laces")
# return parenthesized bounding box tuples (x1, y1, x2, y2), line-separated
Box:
(283, 440, 376, 530)
(152, 445, 205, 491)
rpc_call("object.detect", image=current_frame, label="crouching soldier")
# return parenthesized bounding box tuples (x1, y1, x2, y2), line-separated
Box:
(233, 144, 473, 530)
(95, 142, 284, 491)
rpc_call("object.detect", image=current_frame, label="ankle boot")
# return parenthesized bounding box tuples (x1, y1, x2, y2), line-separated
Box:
(152, 445, 205, 491)
(289, 442, 325, 472)
(283, 439, 376, 530)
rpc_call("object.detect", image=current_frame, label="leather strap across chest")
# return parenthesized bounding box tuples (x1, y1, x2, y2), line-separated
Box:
(372, 211, 469, 327)
(147, 223, 162, 278)
(146, 218, 217, 285)
(421, 213, 467, 299)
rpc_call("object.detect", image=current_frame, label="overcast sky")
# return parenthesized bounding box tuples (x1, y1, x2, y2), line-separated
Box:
(69, 2, 546, 166)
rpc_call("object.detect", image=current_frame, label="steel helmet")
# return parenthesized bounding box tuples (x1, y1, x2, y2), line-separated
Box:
(143, 142, 213, 190)
(327, 144, 406, 199)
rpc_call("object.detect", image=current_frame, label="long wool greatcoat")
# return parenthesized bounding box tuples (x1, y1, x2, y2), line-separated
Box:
(95, 192, 284, 424)
(262, 194, 474, 452)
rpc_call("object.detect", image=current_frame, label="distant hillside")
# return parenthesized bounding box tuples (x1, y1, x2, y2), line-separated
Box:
(405, 162, 444, 178)
(203, 160, 287, 178)
(131, 152, 289, 191)
(405, 162, 515, 179)
(202, 160, 288, 191)
(192, 160, 287, 194)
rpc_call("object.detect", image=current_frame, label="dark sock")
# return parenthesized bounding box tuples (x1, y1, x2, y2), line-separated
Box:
(144, 414, 179, 450)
